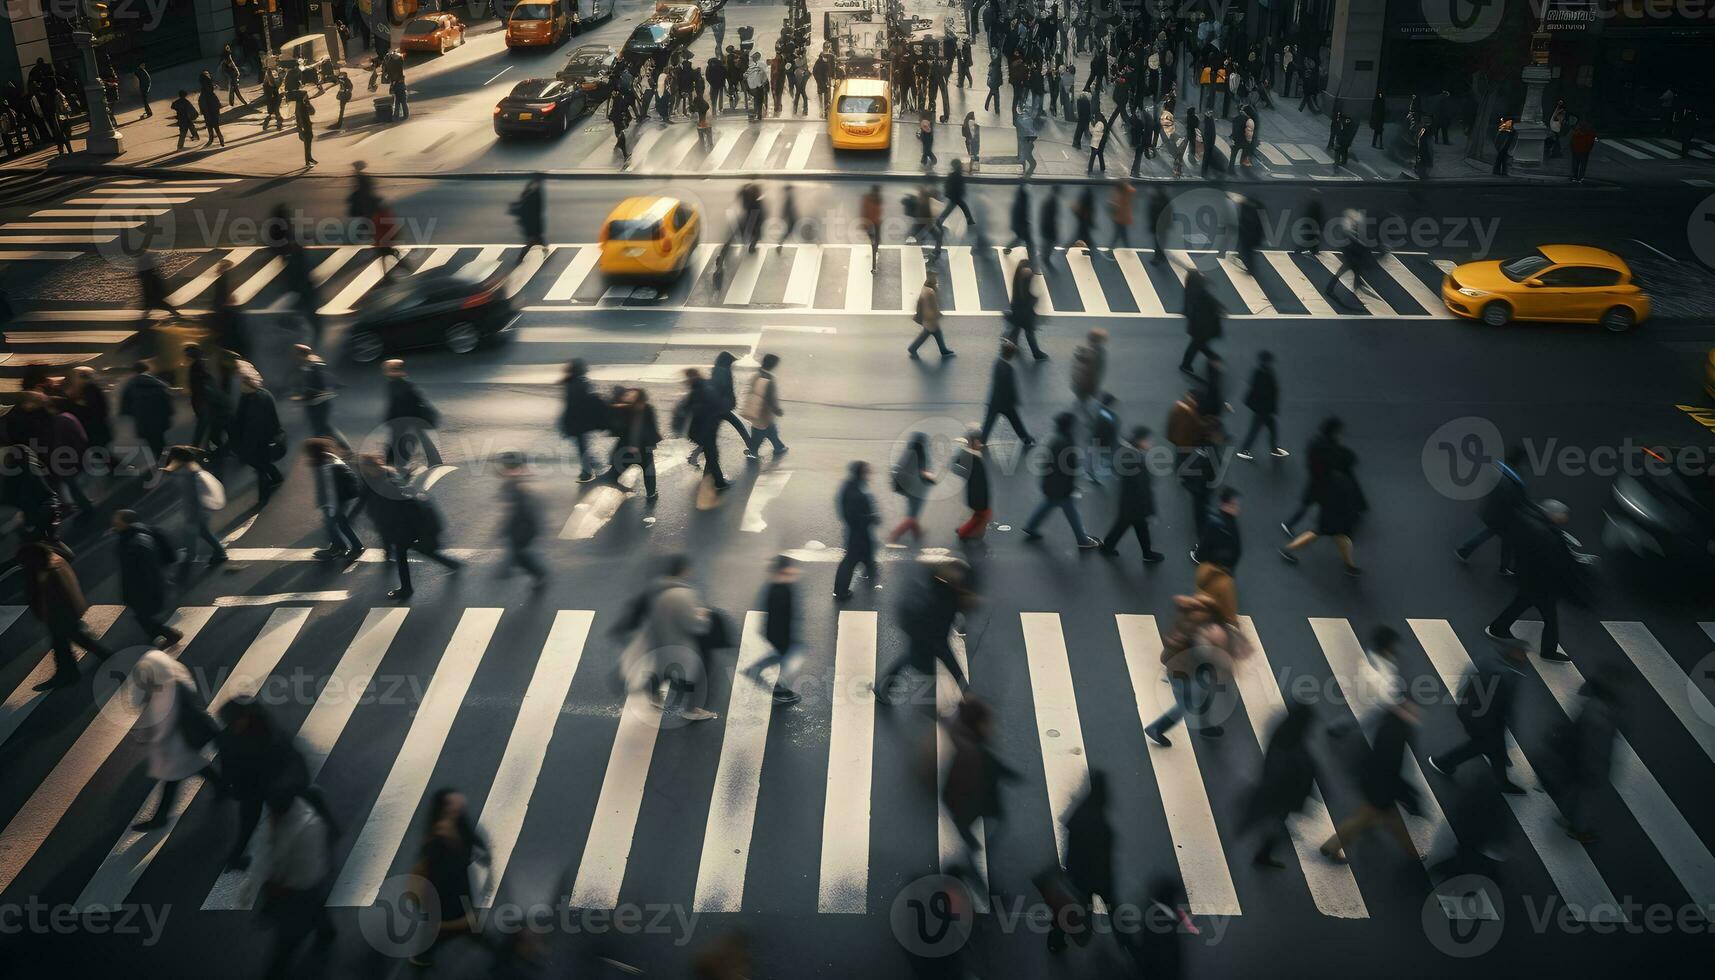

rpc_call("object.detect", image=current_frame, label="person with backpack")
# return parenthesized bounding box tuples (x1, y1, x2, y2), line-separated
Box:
(111, 509, 183, 647)
(305, 438, 363, 562)
(161, 445, 227, 582)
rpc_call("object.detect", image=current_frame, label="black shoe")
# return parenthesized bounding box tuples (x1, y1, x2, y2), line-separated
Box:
(1142, 551, 1165, 564)
(1454, 547, 1471, 563)
(1023, 529, 1044, 542)
(832, 590, 854, 601)
(1540, 648, 1572, 663)
(1484, 625, 1514, 642)
(1143, 725, 1171, 747)
(1033, 352, 1049, 361)
(1278, 547, 1299, 564)
(386, 588, 413, 601)
(1253, 853, 1286, 869)
(210, 552, 229, 566)
(1097, 545, 1117, 556)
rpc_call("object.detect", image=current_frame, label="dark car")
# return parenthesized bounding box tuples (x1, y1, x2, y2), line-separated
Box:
(556, 44, 617, 103)
(620, 19, 683, 72)
(1604, 448, 1715, 571)
(346, 265, 518, 363)
(493, 77, 589, 135)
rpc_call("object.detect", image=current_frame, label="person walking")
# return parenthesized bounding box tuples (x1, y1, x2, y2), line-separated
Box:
(1178, 269, 1221, 375)
(609, 84, 633, 162)
(126, 648, 222, 829)
(160, 446, 227, 582)
(934, 160, 979, 251)
(230, 369, 287, 506)
(1319, 685, 1421, 862)
(1552, 670, 1619, 843)
(1242, 700, 1317, 868)
(357, 453, 461, 602)
(1006, 183, 1034, 265)
(382, 359, 441, 469)
(404, 789, 491, 967)
(1279, 445, 1364, 576)
(1073, 90, 1092, 148)
(741, 555, 805, 705)
(305, 438, 363, 562)
(559, 358, 607, 482)
(1569, 119, 1596, 182)
(197, 71, 225, 146)
(258, 67, 283, 131)
(220, 44, 247, 105)
(618, 553, 719, 721)
(390, 71, 409, 120)
(170, 89, 199, 149)
(985, 55, 1003, 113)
(252, 787, 336, 979)
(133, 61, 152, 118)
(1281, 416, 1346, 536)
(1191, 484, 1242, 617)
(707, 348, 750, 451)
(861, 183, 884, 271)
(1427, 635, 1531, 793)
(832, 461, 881, 600)
(1455, 444, 1529, 572)
(19, 537, 115, 690)
(289, 344, 340, 443)
(1368, 90, 1385, 148)
(134, 251, 183, 332)
(496, 452, 548, 589)
(120, 361, 174, 464)
(1004, 259, 1048, 360)
(1046, 770, 1115, 953)
(1234, 351, 1286, 460)
(1022, 413, 1102, 548)
(908, 272, 954, 359)
(980, 341, 1034, 444)
(1484, 499, 1587, 663)
(951, 430, 992, 543)
(1492, 117, 1516, 176)
(293, 90, 316, 166)
(877, 559, 977, 699)
(512, 177, 545, 257)
(608, 387, 662, 500)
(1100, 426, 1164, 565)
(886, 432, 938, 546)
(331, 70, 352, 130)
(739, 353, 788, 459)
(942, 696, 1020, 877)
(918, 112, 938, 166)
(1142, 592, 1233, 744)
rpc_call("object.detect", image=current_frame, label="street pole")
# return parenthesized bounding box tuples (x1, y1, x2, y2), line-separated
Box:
(72, 26, 122, 155)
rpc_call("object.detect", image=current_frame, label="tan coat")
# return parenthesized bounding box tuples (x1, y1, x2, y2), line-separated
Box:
(916, 284, 942, 332)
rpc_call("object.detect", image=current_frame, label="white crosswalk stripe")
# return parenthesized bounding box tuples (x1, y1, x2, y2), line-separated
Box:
(6, 607, 1712, 925)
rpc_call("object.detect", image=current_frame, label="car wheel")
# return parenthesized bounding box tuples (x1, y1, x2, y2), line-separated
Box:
(445, 321, 481, 354)
(560, 111, 571, 135)
(1600, 306, 1636, 333)
(348, 330, 385, 363)
(1480, 301, 1511, 327)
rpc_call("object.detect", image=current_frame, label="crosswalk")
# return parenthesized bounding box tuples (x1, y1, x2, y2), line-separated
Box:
(0, 178, 240, 260)
(1603, 136, 1715, 163)
(3, 599, 1713, 928)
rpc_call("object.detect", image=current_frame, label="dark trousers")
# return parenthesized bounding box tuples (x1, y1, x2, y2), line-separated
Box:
(879, 640, 968, 692)
(695, 435, 726, 486)
(262, 887, 335, 980)
(980, 403, 1031, 443)
(908, 328, 951, 355)
(129, 606, 178, 643)
(611, 445, 657, 496)
(1004, 322, 1045, 358)
(1370, 126, 1382, 148)
(506, 539, 548, 580)
(1438, 731, 1507, 776)
(391, 542, 461, 591)
(1103, 512, 1153, 557)
(833, 540, 877, 595)
(1570, 152, 1589, 180)
(304, 401, 338, 442)
(1238, 413, 1278, 452)
(47, 619, 113, 678)
(1180, 336, 1214, 371)
(1490, 589, 1559, 655)
(323, 507, 363, 552)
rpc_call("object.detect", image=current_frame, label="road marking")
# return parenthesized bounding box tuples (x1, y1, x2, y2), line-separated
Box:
(0, 234, 118, 244)
(231, 255, 285, 305)
(85, 186, 225, 195)
(740, 470, 792, 532)
(900, 244, 928, 314)
(32, 209, 167, 217)
(474, 609, 594, 908)
(505, 246, 550, 299)
(1616, 622, 1715, 765)
(0, 250, 82, 261)
(786, 130, 818, 170)
(310, 245, 361, 288)
(741, 125, 784, 169)
(947, 244, 980, 312)
(844, 245, 872, 311)
(1115, 613, 1241, 916)
(783, 243, 820, 306)
(211, 591, 352, 606)
(65, 197, 192, 205)
(0, 606, 125, 749)
(327, 608, 504, 907)
(1407, 619, 1623, 923)
(515, 328, 762, 346)
(0, 330, 133, 344)
(2, 221, 143, 230)
(0, 608, 216, 896)
(413, 245, 460, 275)
(570, 663, 664, 908)
(1114, 247, 1167, 315)
(722, 247, 768, 306)
(1502, 621, 1715, 912)
(1232, 618, 1368, 918)
(486, 66, 513, 85)
(203, 608, 410, 910)
(1021, 614, 1089, 865)
(1377, 253, 1453, 318)
(819, 611, 876, 914)
(705, 127, 744, 169)
(692, 613, 778, 912)
(1215, 254, 1274, 314)
(1264, 251, 1336, 316)
(75, 608, 309, 911)
(1257, 142, 1290, 165)
(545, 245, 600, 301)
(319, 257, 391, 315)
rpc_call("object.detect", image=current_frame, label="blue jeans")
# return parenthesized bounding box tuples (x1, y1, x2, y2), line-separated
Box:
(1458, 524, 1514, 569)
(184, 509, 225, 564)
(1149, 671, 1212, 734)
(1024, 496, 1087, 542)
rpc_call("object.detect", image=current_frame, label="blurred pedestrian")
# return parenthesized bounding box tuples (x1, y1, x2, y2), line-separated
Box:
(496, 452, 548, 589)
(1246, 703, 1320, 870)
(305, 438, 363, 562)
(252, 786, 335, 979)
(1178, 268, 1221, 374)
(1281, 416, 1346, 536)
(740, 352, 787, 459)
(908, 272, 953, 359)
(675, 367, 732, 493)
(952, 430, 992, 543)
(619, 553, 720, 721)
(559, 358, 607, 482)
(1484, 499, 1587, 663)
(231, 368, 286, 506)
(1234, 351, 1286, 461)
(1022, 413, 1101, 548)
(980, 341, 1033, 445)
(1321, 689, 1421, 862)
(126, 649, 222, 830)
(1046, 771, 1114, 952)
(886, 432, 937, 546)
(405, 789, 491, 967)
(512, 177, 545, 256)
(19, 536, 114, 690)
(1003, 259, 1047, 360)
(1455, 444, 1528, 573)
(120, 361, 174, 465)
(1427, 635, 1530, 793)
(942, 696, 1019, 872)
(382, 359, 441, 469)
(289, 344, 341, 443)
(1100, 426, 1163, 565)
(171, 89, 198, 148)
(832, 461, 880, 601)
(607, 387, 662, 500)
(741, 555, 804, 705)
(57, 366, 111, 474)
(160, 445, 227, 581)
(220, 44, 247, 105)
(1279, 443, 1364, 576)
(1552, 670, 1619, 843)
(861, 183, 883, 271)
(293, 90, 316, 165)
(356, 453, 460, 601)
(1192, 485, 1242, 621)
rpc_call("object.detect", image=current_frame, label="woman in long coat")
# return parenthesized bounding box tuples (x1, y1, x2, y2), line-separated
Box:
(230, 370, 284, 504)
(1279, 444, 1363, 575)
(57, 366, 111, 470)
(1242, 700, 1316, 867)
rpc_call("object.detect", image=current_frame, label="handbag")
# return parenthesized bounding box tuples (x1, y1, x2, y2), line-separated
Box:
(700, 608, 736, 654)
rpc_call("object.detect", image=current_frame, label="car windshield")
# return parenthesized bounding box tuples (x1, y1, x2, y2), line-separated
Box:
(405, 19, 441, 34)
(1499, 252, 1552, 282)
(631, 23, 670, 43)
(512, 3, 552, 18)
(607, 218, 663, 241)
(509, 79, 563, 99)
(838, 95, 885, 113)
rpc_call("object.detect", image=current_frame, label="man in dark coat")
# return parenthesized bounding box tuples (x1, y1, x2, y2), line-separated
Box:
(1004, 259, 1047, 359)
(1244, 701, 1316, 867)
(1484, 499, 1586, 663)
(1100, 426, 1163, 565)
(497, 452, 547, 588)
(1072, 91, 1092, 148)
(1429, 636, 1530, 792)
(111, 509, 182, 646)
(832, 461, 879, 600)
(1048, 769, 1115, 952)
(1178, 269, 1222, 374)
(877, 559, 973, 699)
(1234, 350, 1283, 460)
(559, 358, 607, 482)
(231, 372, 285, 505)
(1022, 412, 1100, 547)
(381, 359, 441, 469)
(1369, 91, 1385, 147)
(119, 362, 174, 463)
(1456, 444, 1528, 572)
(980, 341, 1033, 445)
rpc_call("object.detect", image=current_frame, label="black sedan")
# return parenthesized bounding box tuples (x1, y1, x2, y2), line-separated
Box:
(620, 19, 684, 73)
(1604, 449, 1715, 571)
(556, 44, 616, 103)
(493, 77, 589, 136)
(345, 265, 518, 363)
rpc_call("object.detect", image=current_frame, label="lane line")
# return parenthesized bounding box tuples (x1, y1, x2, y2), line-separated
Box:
(818, 611, 876, 914)
(739, 471, 792, 533)
(545, 245, 600, 301)
(569, 663, 665, 908)
(0, 606, 125, 749)
(692, 613, 778, 912)
(783, 244, 820, 307)
(1020, 613, 1090, 864)
(1064, 248, 1111, 315)
(1114, 247, 1167, 315)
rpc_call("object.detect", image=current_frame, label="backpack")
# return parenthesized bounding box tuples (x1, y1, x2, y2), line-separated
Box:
(195, 469, 226, 511)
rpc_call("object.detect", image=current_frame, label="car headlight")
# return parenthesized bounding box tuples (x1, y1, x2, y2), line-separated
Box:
(1457, 287, 1486, 298)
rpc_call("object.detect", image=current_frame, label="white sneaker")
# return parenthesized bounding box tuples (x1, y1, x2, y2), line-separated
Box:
(1235, 450, 1254, 461)
(679, 707, 718, 722)
(1271, 448, 1291, 457)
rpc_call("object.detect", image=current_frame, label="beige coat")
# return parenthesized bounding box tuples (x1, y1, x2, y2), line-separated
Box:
(916, 284, 942, 332)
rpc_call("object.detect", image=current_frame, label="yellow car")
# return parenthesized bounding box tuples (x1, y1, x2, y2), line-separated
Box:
(829, 78, 891, 150)
(1441, 245, 1650, 332)
(599, 196, 701, 280)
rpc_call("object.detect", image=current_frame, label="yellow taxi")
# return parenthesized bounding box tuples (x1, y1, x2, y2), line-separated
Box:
(1441, 244, 1650, 332)
(828, 78, 891, 150)
(599, 196, 701, 280)
(506, 1, 571, 49)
